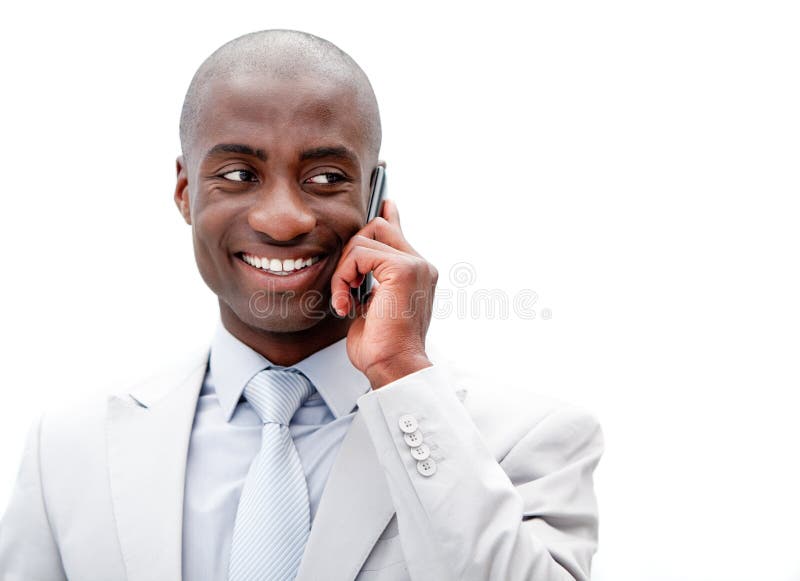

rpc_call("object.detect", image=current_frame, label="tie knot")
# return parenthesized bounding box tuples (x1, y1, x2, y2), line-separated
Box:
(243, 368, 315, 426)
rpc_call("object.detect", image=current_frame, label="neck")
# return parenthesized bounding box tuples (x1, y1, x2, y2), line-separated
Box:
(219, 301, 353, 366)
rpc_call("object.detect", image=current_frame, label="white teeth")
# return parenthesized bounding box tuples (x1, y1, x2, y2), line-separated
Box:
(241, 253, 320, 274)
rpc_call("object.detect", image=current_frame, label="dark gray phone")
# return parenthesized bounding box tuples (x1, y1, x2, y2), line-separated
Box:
(353, 165, 386, 303)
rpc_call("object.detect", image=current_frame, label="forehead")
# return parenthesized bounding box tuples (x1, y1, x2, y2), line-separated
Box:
(192, 72, 368, 158)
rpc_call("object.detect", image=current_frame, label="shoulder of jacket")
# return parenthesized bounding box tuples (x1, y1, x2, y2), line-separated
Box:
(121, 345, 210, 408)
(36, 344, 210, 446)
(427, 344, 601, 445)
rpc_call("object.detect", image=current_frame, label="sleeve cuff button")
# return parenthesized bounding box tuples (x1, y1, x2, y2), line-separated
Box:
(398, 414, 419, 434)
(417, 458, 437, 477)
(403, 430, 424, 448)
(410, 443, 431, 461)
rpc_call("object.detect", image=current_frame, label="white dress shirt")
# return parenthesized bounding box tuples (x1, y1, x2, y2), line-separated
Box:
(181, 321, 371, 581)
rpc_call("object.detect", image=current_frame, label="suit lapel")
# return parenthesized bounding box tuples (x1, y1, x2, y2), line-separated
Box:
(106, 349, 209, 581)
(296, 411, 395, 581)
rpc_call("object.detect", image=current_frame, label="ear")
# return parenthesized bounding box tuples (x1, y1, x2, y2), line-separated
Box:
(174, 155, 191, 225)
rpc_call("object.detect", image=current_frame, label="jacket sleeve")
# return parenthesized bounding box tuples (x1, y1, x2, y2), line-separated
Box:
(0, 414, 68, 581)
(356, 364, 604, 581)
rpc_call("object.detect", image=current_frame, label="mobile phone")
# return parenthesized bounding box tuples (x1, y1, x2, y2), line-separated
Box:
(353, 165, 387, 303)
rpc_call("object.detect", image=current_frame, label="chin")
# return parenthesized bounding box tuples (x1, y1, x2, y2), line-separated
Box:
(239, 296, 331, 333)
(248, 313, 325, 333)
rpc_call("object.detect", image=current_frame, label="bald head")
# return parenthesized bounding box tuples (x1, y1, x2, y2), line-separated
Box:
(179, 29, 381, 164)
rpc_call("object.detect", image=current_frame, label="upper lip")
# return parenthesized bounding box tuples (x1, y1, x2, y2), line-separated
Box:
(236, 248, 328, 261)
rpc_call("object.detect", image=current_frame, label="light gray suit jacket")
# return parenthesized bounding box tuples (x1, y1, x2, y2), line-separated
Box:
(0, 345, 603, 580)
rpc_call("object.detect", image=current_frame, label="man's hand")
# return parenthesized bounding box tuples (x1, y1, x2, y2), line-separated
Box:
(331, 199, 437, 389)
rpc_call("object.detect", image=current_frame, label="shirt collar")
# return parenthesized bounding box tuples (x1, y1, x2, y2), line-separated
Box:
(208, 320, 370, 422)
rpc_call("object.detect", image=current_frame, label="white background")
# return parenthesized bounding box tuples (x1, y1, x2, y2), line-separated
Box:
(1, 2, 798, 580)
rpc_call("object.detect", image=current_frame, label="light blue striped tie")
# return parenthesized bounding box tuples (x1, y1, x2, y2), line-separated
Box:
(228, 367, 316, 581)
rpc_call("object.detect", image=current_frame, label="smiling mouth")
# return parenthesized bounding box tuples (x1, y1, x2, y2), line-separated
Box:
(236, 252, 322, 276)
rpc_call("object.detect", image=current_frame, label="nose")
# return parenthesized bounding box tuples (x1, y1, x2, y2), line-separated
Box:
(247, 179, 317, 241)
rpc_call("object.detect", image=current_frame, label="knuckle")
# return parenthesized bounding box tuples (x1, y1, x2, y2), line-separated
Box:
(374, 217, 395, 236)
(395, 258, 416, 275)
(343, 235, 367, 256)
(407, 256, 423, 270)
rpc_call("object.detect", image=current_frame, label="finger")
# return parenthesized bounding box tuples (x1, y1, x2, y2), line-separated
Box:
(331, 246, 396, 316)
(333, 235, 404, 318)
(340, 234, 403, 272)
(382, 198, 401, 229)
(359, 215, 419, 256)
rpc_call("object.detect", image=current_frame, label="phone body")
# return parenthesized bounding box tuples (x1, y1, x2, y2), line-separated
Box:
(353, 165, 387, 303)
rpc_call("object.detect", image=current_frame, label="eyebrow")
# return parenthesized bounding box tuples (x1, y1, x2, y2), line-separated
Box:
(299, 146, 358, 166)
(205, 143, 268, 162)
(204, 143, 359, 166)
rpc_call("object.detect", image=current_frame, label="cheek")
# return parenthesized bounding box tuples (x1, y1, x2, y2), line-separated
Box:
(332, 206, 367, 243)
(192, 192, 236, 241)
(324, 191, 371, 239)
(190, 199, 236, 270)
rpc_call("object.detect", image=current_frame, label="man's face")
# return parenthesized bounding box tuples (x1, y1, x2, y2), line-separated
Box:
(175, 72, 375, 333)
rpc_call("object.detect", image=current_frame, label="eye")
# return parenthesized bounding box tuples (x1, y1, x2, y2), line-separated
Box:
(305, 172, 347, 185)
(220, 169, 257, 182)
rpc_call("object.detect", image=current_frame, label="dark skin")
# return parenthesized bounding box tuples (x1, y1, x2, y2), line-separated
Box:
(174, 72, 437, 388)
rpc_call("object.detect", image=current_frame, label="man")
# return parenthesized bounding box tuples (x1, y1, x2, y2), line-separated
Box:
(0, 30, 603, 581)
